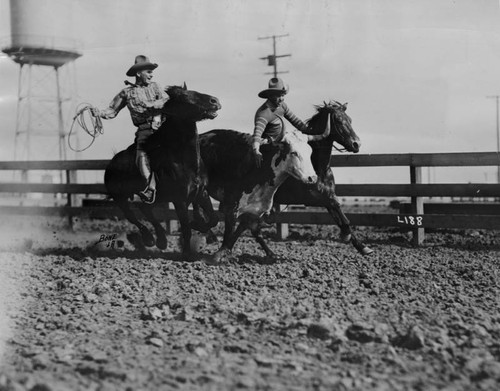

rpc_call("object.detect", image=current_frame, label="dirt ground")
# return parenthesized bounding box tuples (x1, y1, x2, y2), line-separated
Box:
(0, 214, 499, 391)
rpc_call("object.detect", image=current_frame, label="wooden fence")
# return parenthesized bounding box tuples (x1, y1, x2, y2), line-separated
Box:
(0, 152, 499, 245)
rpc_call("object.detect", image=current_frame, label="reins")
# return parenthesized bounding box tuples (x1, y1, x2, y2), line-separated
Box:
(68, 103, 104, 152)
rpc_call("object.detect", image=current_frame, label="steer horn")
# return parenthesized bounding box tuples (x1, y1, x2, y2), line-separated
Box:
(307, 113, 331, 142)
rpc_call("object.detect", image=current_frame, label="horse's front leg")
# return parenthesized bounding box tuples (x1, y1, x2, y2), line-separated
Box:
(314, 174, 373, 256)
(172, 200, 194, 261)
(114, 197, 155, 248)
(325, 201, 373, 256)
(325, 200, 353, 242)
(190, 188, 219, 233)
(137, 203, 168, 250)
(250, 220, 278, 262)
(212, 217, 248, 264)
(212, 200, 239, 264)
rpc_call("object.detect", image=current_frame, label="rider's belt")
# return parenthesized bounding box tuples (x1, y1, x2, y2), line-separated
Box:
(137, 115, 162, 131)
(137, 122, 152, 131)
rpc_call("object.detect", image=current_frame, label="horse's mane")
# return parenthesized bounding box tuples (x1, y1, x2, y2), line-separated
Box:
(165, 85, 185, 99)
(304, 101, 348, 138)
(306, 100, 347, 127)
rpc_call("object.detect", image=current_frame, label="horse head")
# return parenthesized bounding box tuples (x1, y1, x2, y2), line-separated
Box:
(307, 101, 361, 153)
(162, 84, 221, 122)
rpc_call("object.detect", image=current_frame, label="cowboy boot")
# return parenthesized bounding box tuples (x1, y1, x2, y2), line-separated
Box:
(137, 151, 156, 204)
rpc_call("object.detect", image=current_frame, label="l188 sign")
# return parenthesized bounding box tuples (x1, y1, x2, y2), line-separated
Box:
(397, 215, 424, 226)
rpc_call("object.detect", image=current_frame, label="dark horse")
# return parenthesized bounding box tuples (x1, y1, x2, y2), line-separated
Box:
(195, 100, 372, 261)
(104, 84, 221, 260)
(274, 101, 373, 256)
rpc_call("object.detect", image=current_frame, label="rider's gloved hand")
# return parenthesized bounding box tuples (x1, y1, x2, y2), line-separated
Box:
(252, 141, 263, 168)
(253, 149, 263, 168)
(90, 107, 101, 117)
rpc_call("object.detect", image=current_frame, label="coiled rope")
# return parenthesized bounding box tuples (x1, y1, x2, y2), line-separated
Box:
(68, 103, 104, 152)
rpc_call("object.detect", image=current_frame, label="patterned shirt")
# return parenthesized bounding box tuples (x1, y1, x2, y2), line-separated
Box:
(253, 100, 308, 145)
(99, 82, 169, 127)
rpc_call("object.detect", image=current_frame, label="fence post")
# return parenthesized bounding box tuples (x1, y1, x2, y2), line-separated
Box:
(275, 203, 289, 239)
(410, 165, 424, 245)
(65, 169, 74, 229)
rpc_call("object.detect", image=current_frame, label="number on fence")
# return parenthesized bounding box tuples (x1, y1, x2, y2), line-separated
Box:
(397, 215, 424, 226)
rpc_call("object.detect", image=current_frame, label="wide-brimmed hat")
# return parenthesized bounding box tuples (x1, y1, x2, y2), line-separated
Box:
(126, 55, 158, 77)
(258, 77, 288, 98)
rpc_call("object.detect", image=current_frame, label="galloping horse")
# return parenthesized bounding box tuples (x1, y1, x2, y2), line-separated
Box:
(104, 85, 221, 260)
(274, 101, 372, 255)
(194, 100, 372, 261)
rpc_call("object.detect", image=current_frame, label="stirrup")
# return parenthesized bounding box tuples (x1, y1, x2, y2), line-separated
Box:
(139, 187, 156, 204)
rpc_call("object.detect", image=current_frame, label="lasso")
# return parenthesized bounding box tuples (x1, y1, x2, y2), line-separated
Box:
(68, 103, 104, 152)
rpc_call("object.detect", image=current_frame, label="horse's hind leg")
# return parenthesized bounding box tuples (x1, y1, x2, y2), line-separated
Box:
(192, 196, 219, 244)
(137, 203, 168, 250)
(250, 223, 276, 260)
(172, 200, 194, 261)
(324, 202, 353, 242)
(115, 197, 155, 248)
(213, 219, 248, 264)
(190, 189, 219, 233)
(212, 203, 244, 264)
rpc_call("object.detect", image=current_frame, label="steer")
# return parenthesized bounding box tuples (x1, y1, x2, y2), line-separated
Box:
(198, 125, 329, 264)
(236, 129, 317, 218)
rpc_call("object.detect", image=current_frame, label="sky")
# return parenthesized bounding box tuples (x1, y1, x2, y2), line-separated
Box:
(1, 0, 500, 184)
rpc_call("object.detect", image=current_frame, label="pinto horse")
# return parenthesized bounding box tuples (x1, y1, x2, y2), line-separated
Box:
(104, 85, 221, 260)
(195, 101, 372, 260)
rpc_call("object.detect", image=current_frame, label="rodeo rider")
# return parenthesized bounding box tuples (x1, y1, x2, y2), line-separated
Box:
(252, 77, 309, 167)
(92, 55, 169, 204)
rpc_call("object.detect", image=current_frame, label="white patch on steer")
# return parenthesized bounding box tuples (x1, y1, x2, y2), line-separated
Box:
(283, 130, 316, 181)
(237, 132, 316, 218)
(237, 180, 277, 217)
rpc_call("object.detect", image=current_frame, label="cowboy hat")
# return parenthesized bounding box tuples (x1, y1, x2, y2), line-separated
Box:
(126, 55, 158, 77)
(258, 77, 288, 98)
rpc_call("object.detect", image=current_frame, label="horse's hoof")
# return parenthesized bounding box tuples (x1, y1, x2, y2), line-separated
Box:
(143, 237, 155, 247)
(139, 229, 155, 247)
(360, 246, 374, 256)
(126, 232, 145, 251)
(339, 233, 352, 243)
(212, 249, 232, 264)
(261, 254, 278, 264)
(156, 235, 167, 250)
(204, 256, 220, 266)
(212, 252, 224, 264)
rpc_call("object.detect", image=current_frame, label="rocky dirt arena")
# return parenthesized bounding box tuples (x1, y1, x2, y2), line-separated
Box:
(0, 211, 499, 391)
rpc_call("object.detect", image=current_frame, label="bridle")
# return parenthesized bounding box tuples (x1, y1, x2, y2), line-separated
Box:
(321, 105, 351, 153)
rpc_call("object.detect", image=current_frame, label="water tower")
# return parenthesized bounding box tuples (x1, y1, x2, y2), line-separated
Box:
(1, 0, 81, 164)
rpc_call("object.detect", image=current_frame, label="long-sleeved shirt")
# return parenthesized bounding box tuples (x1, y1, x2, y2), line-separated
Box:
(252, 100, 308, 147)
(99, 81, 169, 127)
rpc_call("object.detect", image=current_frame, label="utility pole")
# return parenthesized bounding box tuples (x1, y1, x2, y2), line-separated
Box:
(486, 95, 500, 184)
(258, 34, 291, 78)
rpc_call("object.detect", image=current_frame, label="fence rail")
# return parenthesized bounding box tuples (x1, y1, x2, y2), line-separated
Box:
(1, 152, 499, 245)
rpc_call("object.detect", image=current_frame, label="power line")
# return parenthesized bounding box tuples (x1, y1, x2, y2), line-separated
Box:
(258, 34, 291, 78)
